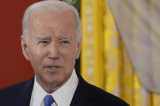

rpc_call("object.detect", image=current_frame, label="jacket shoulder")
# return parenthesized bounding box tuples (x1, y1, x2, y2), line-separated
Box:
(0, 78, 34, 106)
(0, 80, 27, 96)
(76, 72, 129, 106)
(0, 77, 34, 98)
(89, 84, 129, 106)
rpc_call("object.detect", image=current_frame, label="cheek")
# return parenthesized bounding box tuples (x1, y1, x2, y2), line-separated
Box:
(61, 46, 78, 64)
(28, 47, 38, 59)
(28, 46, 45, 66)
(64, 44, 77, 55)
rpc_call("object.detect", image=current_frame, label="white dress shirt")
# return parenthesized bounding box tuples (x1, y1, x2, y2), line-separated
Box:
(30, 69, 79, 106)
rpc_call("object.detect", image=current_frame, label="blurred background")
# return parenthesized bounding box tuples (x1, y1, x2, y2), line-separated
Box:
(1, 0, 160, 106)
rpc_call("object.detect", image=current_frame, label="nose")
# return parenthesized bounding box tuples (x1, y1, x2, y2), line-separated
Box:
(48, 43, 60, 60)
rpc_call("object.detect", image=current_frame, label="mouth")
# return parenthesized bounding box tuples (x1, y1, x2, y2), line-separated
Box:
(45, 66, 61, 70)
(48, 66, 58, 70)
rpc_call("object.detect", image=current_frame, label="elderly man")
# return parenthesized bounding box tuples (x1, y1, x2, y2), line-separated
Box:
(0, 0, 129, 106)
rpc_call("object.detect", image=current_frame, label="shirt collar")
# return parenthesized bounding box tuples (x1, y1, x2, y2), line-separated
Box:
(32, 69, 79, 106)
(31, 76, 47, 106)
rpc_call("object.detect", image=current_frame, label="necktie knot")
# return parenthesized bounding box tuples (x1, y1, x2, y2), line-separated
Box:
(44, 95, 54, 106)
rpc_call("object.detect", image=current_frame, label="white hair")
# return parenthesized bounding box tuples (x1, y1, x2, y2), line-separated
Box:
(22, 0, 82, 44)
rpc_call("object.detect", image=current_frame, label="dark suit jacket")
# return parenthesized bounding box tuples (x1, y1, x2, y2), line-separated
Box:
(0, 72, 129, 106)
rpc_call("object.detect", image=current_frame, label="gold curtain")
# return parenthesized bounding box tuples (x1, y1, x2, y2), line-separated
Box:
(81, 0, 160, 106)
(81, 0, 104, 89)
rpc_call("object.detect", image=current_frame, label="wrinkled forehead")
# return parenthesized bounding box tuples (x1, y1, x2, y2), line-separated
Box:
(30, 10, 76, 23)
(29, 11, 76, 29)
(28, 11, 77, 39)
(29, 11, 77, 32)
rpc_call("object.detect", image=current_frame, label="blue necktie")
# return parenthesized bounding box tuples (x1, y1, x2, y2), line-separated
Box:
(44, 95, 54, 106)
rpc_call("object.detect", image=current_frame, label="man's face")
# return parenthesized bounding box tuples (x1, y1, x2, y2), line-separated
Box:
(21, 11, 81, 90)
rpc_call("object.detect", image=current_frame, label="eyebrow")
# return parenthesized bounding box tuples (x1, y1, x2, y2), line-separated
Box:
(36, 36, 72, 41)
(36, 37, 51, 41)
(60, 36, 72, 40)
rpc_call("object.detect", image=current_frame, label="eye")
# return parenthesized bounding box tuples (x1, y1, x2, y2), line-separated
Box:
(59, 40, 70, 46)
(62, 41, 69, 44)
(41, 41, 48, 43)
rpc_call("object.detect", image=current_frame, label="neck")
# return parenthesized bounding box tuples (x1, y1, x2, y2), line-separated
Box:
(35, 75, 71, 94)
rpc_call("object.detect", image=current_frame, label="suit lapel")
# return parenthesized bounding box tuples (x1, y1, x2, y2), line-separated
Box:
(17, 77, 34, 106)
(70, 72, 94, 106)
(15, 73, 94, 106)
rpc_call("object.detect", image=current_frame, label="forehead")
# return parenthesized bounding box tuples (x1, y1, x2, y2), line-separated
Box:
(30, 11, 75, 26)
(29, 11, 77, 37)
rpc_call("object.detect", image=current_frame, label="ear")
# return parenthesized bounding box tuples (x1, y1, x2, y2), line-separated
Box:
(76, 39, 82, 59)
(21, 36, 30, 60)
